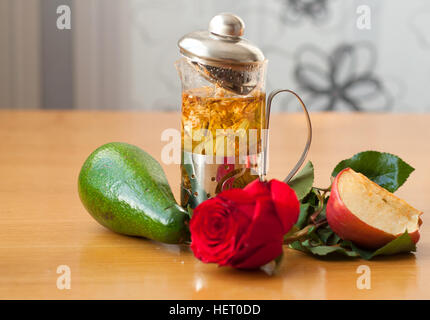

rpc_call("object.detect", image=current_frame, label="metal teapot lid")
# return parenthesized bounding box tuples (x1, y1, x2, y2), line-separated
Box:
(178, 13, 265, 67)
(177, 13, 265, 95)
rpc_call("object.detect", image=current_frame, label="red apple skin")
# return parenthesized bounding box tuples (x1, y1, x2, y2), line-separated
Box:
(326, 168, 420, 249)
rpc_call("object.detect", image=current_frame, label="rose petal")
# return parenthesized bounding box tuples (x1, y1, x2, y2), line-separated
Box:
(204, 213, 229, 243)
(228, 197, 284, 269)
(218, 188, 256, 204)
(217, 189, 257, 220)
(190, 179, 299, 269)
(190, 198, 238, 264)
(190, 194, 255, 265)
(229, 242, 283, 269)
(268, 179, 300, 234)
(243, 179, 270, 197)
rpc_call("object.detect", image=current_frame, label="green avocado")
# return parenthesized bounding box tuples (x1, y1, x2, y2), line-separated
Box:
(78, 142, 189, 244)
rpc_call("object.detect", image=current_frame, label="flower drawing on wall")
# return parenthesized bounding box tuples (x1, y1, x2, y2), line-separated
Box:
(293, 43, 392, 111)
(279, 0, 330, 25)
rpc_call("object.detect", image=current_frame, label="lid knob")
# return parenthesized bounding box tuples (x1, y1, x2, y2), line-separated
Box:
(209, 13, 244, 38)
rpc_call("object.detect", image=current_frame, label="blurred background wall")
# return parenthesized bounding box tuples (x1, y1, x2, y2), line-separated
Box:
(1, 0, 430, 112)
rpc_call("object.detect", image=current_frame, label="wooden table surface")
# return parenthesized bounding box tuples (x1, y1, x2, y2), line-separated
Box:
(0, 110, 429, 300)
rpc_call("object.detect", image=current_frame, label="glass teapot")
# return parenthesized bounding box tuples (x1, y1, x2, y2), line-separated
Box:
(176, 13, 312, 209)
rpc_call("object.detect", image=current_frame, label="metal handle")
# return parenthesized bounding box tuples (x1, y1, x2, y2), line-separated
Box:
(263, 89, 312, 183)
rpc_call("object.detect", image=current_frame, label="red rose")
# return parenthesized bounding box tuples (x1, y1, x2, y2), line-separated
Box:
(190, 179, 300, 269)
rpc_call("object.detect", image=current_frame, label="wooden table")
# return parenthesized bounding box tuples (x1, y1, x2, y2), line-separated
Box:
(0, 111, 429, 299)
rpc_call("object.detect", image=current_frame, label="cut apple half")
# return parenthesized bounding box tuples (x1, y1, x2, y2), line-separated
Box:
(326, 168, 422, 249)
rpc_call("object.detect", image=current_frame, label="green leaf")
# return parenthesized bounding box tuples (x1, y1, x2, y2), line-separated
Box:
(307, 245, 359, 257)
(289, 240, 309, 253)
(186, 205, 194, 219)
(302, 189, 321, 208)
(284, 225, 300, 240)
(289, 240, 359, 257)
(288, 151, 417, 260)
(295, 203, 311, 229)
(349, 231, 416, 260)
(331, 151, 414, 192)
(288, 161, 314, 200)
(327, 233, 342, 246)
(316, 226, 334, 243)
(289, 229, 417, 260)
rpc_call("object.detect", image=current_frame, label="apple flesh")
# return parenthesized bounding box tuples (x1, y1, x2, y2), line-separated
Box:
(326, 168, 422, 249)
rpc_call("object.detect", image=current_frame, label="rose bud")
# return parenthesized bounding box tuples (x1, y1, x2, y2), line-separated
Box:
(189, 179, 300, 269)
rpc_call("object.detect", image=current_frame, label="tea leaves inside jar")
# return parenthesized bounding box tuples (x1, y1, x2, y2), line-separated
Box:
(181, 86, 266, 158)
